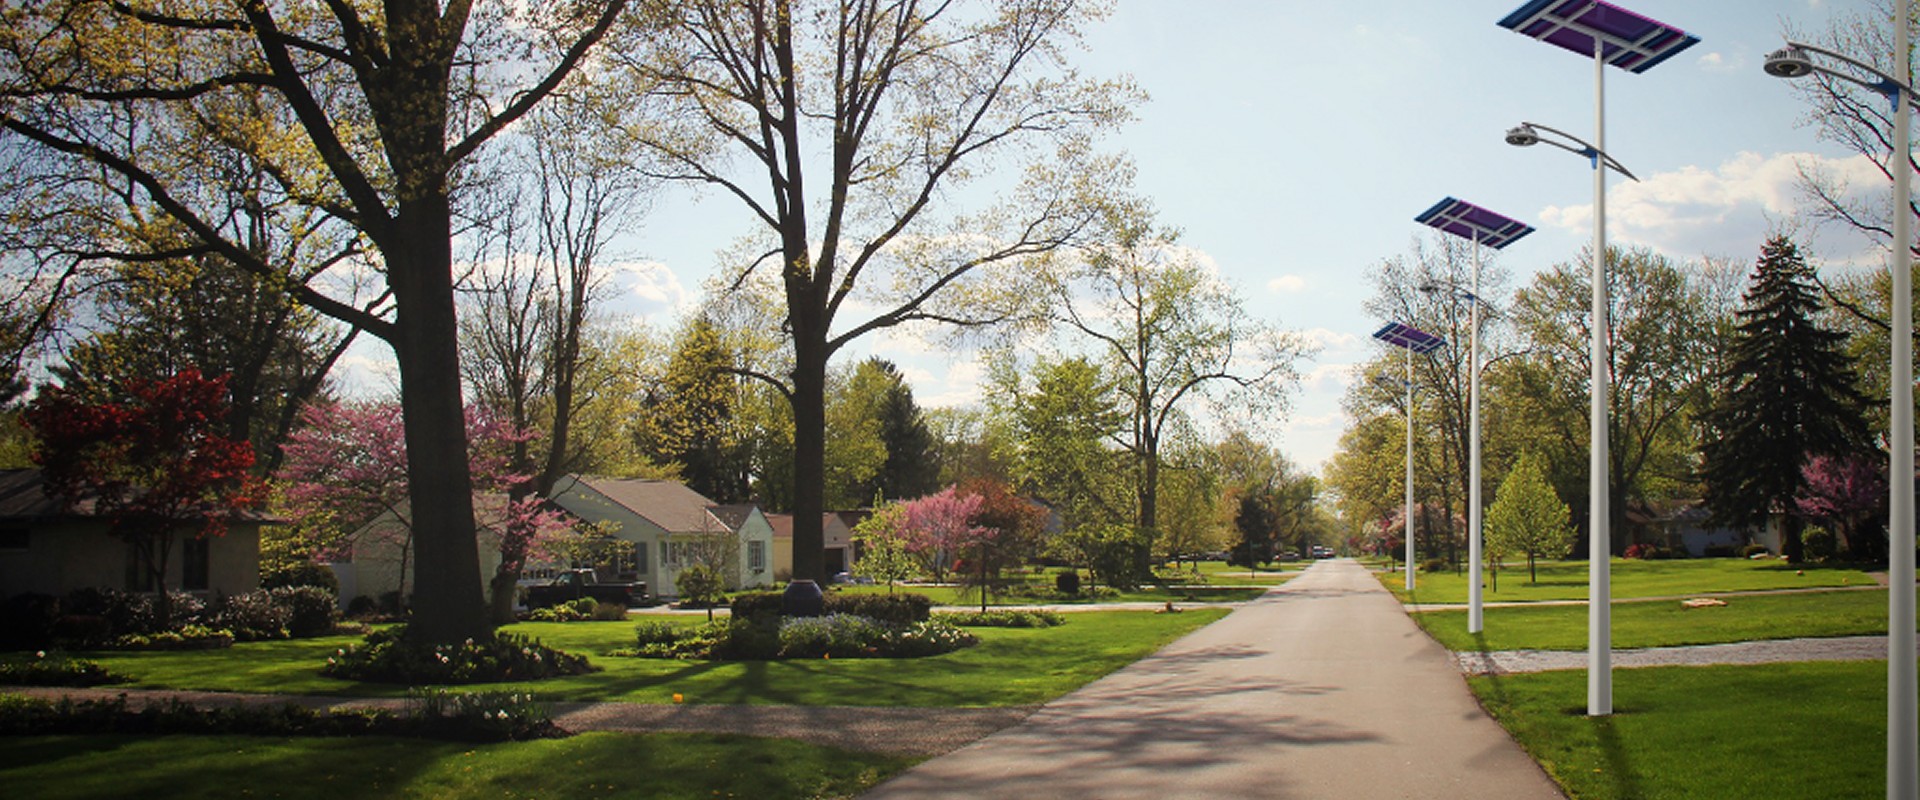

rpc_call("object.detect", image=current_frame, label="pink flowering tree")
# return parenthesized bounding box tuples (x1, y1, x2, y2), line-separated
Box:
(277, 401, 570, 622)
(1797, 454, 1886, 561)
(898, 487, 987, 585)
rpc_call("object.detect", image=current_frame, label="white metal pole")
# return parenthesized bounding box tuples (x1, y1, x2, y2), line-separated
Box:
(1470, 234, 1485, 635)
(1406, 342, 1416, 591)
(1588, 35, 1613, 718)
(1890, 1, 1916, 794)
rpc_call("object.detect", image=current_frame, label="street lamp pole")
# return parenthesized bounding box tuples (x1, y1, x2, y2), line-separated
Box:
(1373, 321, 1446, 592)
(1763, 19, 1916, 795)
(1501, 0, 1696, 720)
(1415, 197, 1536, 635)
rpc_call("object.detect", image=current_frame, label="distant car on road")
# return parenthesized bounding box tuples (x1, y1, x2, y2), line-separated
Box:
(1310, 546, 1335, 559)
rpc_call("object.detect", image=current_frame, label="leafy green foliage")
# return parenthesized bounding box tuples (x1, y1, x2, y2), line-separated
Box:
(322, 628, 595, 684)
(938, 609, 1066, 628)
(0, 690, 562, 742)
(674, 565, 728, 609)
(1484, 453, 1575, 582)
(0, 653, 124, 686)
(1052, 523, 1148, 590)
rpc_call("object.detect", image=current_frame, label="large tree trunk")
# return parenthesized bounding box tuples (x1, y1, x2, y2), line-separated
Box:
(789, 340, 829, 583)
(390, 204, 489, 643)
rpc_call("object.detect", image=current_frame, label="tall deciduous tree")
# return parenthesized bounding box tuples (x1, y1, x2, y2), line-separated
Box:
(1485, 452, 1574, 583)
(1703, 236, 1874, 561)
(1043, 206, 1305, 560)
(620, 0, 1137, 581)
(0, 0, 629, 644)
(53, 247, 349, 473)
(1008, 356, 1128, 530)
(26, 369, 264, 627)
(1505, 246, 1722, 553)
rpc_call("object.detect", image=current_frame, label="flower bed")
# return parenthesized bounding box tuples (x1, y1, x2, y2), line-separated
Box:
(0, 652, 125, 686)
(0, 689, 561, 742)
(618, 614, 976, 660)
(322, 627, 595, 684)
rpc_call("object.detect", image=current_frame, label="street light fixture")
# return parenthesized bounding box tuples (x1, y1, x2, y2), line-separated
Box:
(1414, 197, 1536, 636)
(1501, 0, 1697, 719)
(1764, 18, 1916, 799)
(1372, 321, 1446, 591)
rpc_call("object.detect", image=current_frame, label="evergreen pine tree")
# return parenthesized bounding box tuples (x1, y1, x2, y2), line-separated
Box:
(1701, 236, 1873, 561)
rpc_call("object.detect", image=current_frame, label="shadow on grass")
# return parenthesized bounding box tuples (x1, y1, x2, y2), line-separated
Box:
(1590, 714, 1645, 799)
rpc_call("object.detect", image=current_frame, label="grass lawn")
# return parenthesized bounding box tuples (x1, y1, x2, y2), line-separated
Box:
(1471, 661, 1888, 799)
(75, 609, 1228, 707)
(1182, 560, 1304, 584)
(1414, 587, 1904, 652)
(0, 731, 915, 799)
(1383, 557, 1878, 604)
(830, 583, 1268, 605)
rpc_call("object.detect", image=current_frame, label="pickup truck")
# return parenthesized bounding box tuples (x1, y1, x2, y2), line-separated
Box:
(523, 569, 647, 609)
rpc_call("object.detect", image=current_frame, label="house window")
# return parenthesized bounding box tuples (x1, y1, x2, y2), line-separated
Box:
(748, 540, 766, 573)
(182, 537, 211, 591)
(633, 541, 648, 573)
(0, 528, 27, 552)
(126, 540, 153, 591)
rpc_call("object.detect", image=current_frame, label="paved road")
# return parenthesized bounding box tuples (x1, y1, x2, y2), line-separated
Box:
(861, 559, 1564, 800)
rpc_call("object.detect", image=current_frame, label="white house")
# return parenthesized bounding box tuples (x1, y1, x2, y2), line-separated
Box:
(546, 476, 774, 598)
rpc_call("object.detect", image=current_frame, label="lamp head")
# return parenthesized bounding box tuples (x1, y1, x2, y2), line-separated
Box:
(1504, 124, 1540, 147)
(1763, 46, 1816, 79)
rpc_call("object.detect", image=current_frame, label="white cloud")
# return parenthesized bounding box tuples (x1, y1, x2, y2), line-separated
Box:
(1536, 150, 1883, 262)
(917, 357, 986, 408)
(1300, 327, 1363, 352)
(1302, 361, 1356, 394)
(1696, 51, 1743, 73)
(1268, 274, 1308, 294)
(612, 259, 695, 320)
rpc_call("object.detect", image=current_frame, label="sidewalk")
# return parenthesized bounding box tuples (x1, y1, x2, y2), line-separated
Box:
(860, 559, 1564, 800)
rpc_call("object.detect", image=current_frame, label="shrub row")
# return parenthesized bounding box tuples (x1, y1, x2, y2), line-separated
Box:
(728, 591, 933, 625)
(0, 653, 125, 686)
(322, 627, 596, 684)
(522, 597, 628, 623)
(2, 587, 337, 651)
(623, 613, 976, 661)
(0, 690, 561, 742)
(937, 609, 1066, 628)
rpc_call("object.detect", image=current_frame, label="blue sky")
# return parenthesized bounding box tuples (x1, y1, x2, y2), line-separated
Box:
(341, 0, 1886, 476)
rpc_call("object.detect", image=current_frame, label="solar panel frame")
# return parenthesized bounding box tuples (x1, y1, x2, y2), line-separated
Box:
(1372, 322, 1446, 354)
(1499, 0, 1699, 74)
(1414, 197, 1536, 250)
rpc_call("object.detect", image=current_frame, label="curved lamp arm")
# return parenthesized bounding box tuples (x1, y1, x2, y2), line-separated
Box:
(1768, 41, 1916, 101)
(1506, 121, 1639, 181)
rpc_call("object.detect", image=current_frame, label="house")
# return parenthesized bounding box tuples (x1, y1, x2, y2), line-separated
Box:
(0, 468, 262, 599)
(547, 476, 774, 598)
(1631, 500, 1753, 556)
(324, 495, 508, 610)
(767, 512, 857, 580)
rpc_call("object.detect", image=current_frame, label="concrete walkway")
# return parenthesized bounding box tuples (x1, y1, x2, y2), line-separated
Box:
(1457, 634, 1913, 675)
(861, 559, 1564, 800)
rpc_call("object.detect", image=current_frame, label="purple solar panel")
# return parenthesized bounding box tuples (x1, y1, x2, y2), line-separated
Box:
(1372, 322, 1445, 354)
(1499, 0, 1699, 74)
(1415, 198, 1536, 250)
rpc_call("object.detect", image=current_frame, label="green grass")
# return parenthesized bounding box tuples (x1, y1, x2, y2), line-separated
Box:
(1471, 662, 1887, 799)
(1182, 560, 1303, 584)
(1384, 557, 1878, 604)
(830, 583, 1269, 604)
(0, 731, 916, 799)
(1413, 587, 1904, 652)
(77, 609, 1228, 707)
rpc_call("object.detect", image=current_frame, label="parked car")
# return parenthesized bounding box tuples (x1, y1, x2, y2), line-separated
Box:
(523, 568, 647, 609)
(1310, 545, 1335, 559)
